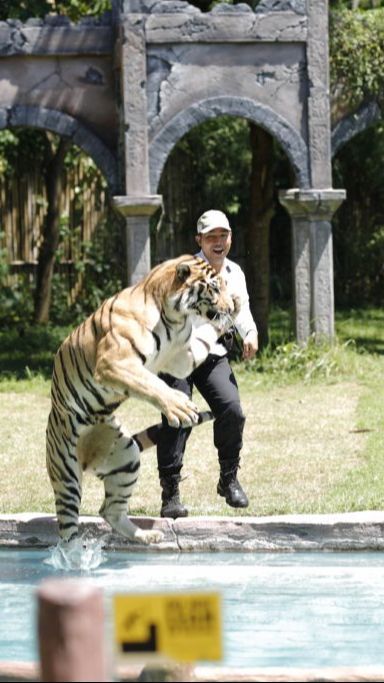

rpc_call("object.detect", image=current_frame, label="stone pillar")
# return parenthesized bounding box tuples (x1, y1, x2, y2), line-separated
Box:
(282, 1, 346, 343)
(279, 189, 346, 344)
(114, 10, 162, 284)
(306, 0, 333, 188)
(112, 195, 162, 284)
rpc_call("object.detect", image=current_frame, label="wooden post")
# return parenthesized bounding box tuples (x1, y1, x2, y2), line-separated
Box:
(37, 578, 109, 682)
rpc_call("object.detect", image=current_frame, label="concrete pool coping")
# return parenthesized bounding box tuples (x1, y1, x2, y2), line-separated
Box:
(2, 510, 384, 682)
(2, 509, 384, 551)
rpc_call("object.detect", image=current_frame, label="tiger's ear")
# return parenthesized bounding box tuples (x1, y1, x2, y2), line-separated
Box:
(176, 263, 191, 282)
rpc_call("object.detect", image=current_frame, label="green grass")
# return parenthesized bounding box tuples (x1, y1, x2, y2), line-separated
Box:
(321, 378, 384, 511)
(0, 307, 383, 519)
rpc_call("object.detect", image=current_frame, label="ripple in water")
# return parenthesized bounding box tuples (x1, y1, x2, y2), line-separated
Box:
(44, 532, 109, 571)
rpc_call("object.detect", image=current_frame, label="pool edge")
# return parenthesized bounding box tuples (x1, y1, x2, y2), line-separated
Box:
(1, 661, 384, 682)
(1, 510, 384, 552)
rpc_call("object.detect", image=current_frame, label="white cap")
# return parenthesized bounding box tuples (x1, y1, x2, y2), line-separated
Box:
(196, 209, 231, 234)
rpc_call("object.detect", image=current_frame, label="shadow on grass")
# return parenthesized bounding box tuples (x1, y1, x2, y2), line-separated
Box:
(335, 307, 384, 355)
(347, 336, 384, 355)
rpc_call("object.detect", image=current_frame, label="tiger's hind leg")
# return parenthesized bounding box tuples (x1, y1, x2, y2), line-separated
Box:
(90, 419, 164, 545)
(46, 409, 83, 543)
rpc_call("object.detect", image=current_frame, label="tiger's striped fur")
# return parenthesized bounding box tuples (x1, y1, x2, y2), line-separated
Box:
(46, 255, 238, 545)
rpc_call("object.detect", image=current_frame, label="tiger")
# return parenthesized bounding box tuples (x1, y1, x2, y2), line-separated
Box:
(46, 254, 239, 545)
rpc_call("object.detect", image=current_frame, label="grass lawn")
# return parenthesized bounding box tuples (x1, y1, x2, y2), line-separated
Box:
(0, 307, 383, 519)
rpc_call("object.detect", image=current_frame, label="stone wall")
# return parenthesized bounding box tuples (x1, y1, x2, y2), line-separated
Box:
(0, 0, 355, 340)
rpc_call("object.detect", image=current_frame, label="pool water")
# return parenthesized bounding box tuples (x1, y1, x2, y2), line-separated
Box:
(2, 548, 384, 669)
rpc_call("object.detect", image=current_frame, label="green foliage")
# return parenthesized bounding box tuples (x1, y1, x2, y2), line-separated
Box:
(330, 10, 384, 308)
(193, 118, 251, 215)
(0, 231, 35, 325)
(0, 216, 122, 332)
(0, 275, 35, 325)
(163, 116, 251, 222)
(0, 0, 111, 21)
(63, 227, 123, 323)
(0, 1, 52, 20)
(0, 231, 8, 282)
(330, 0, 384, 8)
(330, 8, 384, 111)
(0, 131, 18, 175)
(241, 308, 384, 384)
(0, 128, 123, 327)
(240, 337, 363, 385)
(234, 306, 383, 387)
(236, 308, 384, 385)
(54, 0, 111, 21)
(0, 323, 71, 379)
(0, 129, 49, 176)
(0, 206, 123, 331)
(332, 123, 384, 306)
(47, 210, 123, 326)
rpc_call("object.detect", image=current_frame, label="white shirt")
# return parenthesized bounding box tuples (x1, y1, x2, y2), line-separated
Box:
(196, 250, 257, 340)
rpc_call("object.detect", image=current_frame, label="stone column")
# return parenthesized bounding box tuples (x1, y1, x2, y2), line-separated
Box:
(281, 1, 346, 343)
(306, 0, 333, 188)
(114, 10, 162, 284)
(112, 195, 162, 284)
(279, 189, 346, 344)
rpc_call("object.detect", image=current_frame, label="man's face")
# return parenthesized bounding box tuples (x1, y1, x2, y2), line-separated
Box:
(196, 228, 232, 271)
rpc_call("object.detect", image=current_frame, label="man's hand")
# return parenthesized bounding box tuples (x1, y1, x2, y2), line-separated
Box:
(243, 330, 258, 360)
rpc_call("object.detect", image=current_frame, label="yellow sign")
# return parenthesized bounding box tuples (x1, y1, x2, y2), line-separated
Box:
(113, 592, 222, 663)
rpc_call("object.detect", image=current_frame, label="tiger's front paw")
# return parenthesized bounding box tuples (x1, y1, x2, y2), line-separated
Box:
(135, 529, 164, 545)
(164, 389, 199, 428)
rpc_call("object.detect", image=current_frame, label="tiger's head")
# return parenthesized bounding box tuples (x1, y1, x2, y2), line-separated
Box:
(168, 255, 239, 332)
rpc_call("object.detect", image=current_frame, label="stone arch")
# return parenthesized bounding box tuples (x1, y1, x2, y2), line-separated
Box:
(331, 101, 382, 158)
(0, 105, 119, 193)
(149, 96, 310, 194)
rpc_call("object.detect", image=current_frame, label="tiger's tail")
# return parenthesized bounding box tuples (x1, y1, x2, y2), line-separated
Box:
(133, 410, 213, 452)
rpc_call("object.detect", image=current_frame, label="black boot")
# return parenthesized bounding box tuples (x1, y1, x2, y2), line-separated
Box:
(160, 475, 188, 519)
(217, 463, 249, 508)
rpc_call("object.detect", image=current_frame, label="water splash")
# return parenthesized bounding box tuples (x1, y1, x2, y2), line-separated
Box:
(44, 532, 109, 571)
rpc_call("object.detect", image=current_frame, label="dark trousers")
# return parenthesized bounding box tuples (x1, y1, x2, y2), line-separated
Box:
(157, 354, 246, 478)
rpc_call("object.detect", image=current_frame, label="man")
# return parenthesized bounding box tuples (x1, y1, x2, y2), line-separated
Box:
(156, 209, 258, 518)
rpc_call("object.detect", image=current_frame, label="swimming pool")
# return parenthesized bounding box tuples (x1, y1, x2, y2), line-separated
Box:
(2, 547, 384, 670)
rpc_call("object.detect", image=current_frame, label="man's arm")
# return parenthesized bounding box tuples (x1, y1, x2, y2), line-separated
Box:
(242, 329, 258, 360)
(232, 268, 258, 359)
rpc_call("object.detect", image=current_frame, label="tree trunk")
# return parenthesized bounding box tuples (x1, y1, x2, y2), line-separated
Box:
(245, 123, 275, 349)
(34, 137, 70, 324)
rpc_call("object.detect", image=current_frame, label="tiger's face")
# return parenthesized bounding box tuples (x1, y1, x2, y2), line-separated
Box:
(170, 257, 239, 332)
